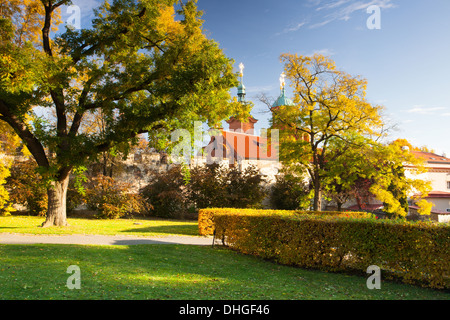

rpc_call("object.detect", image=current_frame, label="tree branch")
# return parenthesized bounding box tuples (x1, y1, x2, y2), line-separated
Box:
(41, 2, 53, 56)
(41, 1, 68, 141)
(0, 101, 49, 168)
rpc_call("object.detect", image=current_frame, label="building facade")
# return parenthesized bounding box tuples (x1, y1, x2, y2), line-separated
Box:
(406, 151, 450, 222)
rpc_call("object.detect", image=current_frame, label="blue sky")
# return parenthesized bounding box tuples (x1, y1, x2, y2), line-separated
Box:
(63, 0, 450, 155)
(195, 0, 450, 156)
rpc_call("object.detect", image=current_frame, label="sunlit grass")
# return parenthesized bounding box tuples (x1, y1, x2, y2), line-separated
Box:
(1, 215, 448, 300)
(1, 244, 448, 300)
(0, 215, 199, 237)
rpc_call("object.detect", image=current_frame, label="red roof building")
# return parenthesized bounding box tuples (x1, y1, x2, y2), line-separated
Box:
(204, 126, 278, 163)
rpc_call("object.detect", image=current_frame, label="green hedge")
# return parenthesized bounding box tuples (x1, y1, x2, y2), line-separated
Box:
(198, 208, 371, 236)
(203, 209, 449, 289)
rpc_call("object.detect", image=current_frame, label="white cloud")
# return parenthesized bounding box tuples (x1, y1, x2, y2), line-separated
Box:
(316, 0, 352, 11)
(406, 105, 447, 115)
(286, 22, 306, 33)
(276, 1, 397, 35)
(275, 22, 306, 36)
(312, 48, 336, 56)
(309, 19, 334, 29)
(307, 0, 396, 29)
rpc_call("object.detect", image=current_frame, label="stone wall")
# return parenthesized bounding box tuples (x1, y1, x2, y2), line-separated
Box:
(109, 152, 281, 197)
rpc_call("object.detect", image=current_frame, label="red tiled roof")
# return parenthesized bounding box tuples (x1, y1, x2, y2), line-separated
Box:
(205, 130, 279, 161)
(413, 191, 450, 199)
(424, 191, 450, 198)
(411, 151, 450, 164)
(225, 116, 258, 124)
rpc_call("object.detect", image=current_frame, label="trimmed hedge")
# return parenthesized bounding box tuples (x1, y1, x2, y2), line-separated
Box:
(202, 209, 450, 289)
(198, 208, 370, 236)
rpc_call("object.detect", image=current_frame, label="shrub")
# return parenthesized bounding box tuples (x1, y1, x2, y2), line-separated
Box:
(140, 166, 189, 219)
(188, 163, 227, 209)
(85, 175, 143, 219)
(0, 155, 14, 216)
(198, 208, 370, 236)
(6, 159, 48, 216)
(188, 164, 265, 210)
(223, 165, 265, 208)
(270, 171, 311, 210)
(66, 178, 86, 213)
(141, 164, 266, 218)
(210, 209, 449, 289)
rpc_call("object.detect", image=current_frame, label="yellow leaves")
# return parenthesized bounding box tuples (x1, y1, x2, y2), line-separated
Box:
(156, 5, 182, 36)
(1, 0, 62, 47)
(416, 199, 433, 216)
(0, 152, 14, 216)
(0, 47, 42, 93)
(0, 122, 22, 155)
(278, 52, 384, 139)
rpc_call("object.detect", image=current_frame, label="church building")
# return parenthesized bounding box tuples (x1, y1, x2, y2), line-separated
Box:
(201, 63, 295, 179)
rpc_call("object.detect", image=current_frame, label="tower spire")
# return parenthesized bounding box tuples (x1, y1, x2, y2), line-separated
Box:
(279, 72, 286, 91)
(271, 72, 294, 110)
(237, 62, 246, 103)
(279, 72, 286, 96)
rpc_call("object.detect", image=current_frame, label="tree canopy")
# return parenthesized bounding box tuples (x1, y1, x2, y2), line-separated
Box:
(0, 0, 246, 226)
(273, 53, 431, 216)
(274, 53, 384, 211)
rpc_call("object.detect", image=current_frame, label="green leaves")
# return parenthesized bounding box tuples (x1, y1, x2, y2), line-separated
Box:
(274, 54, 432, 216)
(1, 0, 242, 225)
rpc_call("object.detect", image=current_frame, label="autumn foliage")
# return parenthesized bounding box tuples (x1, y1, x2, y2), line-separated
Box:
(202, 208, 450, 289)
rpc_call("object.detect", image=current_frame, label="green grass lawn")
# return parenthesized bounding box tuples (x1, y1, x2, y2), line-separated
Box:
(1, 244, 448, 300)
(1, 215, 448, 300)
(0, 215, 199, 237)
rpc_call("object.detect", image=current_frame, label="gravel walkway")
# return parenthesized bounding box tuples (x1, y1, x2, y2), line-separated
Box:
(0, 233, 214, 246)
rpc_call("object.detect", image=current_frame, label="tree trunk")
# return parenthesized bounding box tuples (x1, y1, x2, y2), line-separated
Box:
(41, 176, 70, 227)
(313, 181, 322, 212)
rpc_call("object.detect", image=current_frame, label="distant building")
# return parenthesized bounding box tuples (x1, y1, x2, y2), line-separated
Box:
(201, 66, 311, 181)
(406, 151, 450, 222)
(201, 63, 289, 182)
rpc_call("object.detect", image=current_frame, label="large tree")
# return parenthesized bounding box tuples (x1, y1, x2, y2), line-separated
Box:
(274, 53, 384, 211)
(0, 0, 243, 226)
(273, 53, 432, 215)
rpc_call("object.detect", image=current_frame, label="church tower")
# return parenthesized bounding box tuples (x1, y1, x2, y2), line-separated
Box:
(271, 73, 309, 142)
(227, 62, 258, 135)
(271, 72, 294, 111)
